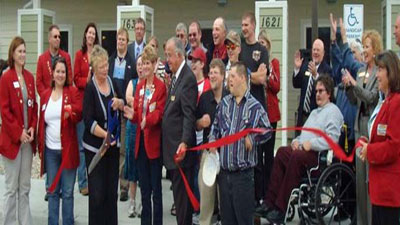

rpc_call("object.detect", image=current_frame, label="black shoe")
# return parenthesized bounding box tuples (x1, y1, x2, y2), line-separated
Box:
(120, 191, 128, 202)
(254, 203, 272, 218)
(266, 209, 284, 224)
(333, 209, 349, 222)
(44, 193, 48, 202)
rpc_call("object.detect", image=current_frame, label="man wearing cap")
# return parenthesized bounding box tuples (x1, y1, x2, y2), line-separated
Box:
(209, 62, 271, 225)
(189, 48, 211, 103)
(224, 30, 242, 88)
(188, 46, 211, 224)
(196, 58, 228, 225)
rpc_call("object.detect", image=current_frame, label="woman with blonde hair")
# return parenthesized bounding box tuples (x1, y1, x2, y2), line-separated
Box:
(125, 45, 166, 225)
(342, 29, 383, 225)
(82, 45, 125, 225)
(257, 29, 281, 210)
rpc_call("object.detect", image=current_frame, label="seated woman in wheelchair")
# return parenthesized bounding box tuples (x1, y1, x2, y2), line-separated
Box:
(258, 75, 344, 224)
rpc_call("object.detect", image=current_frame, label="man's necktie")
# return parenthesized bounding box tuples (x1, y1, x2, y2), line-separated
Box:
(303, 76, 314, 113)
(136, 46, 140, 60)
(170, 75, 177, 92)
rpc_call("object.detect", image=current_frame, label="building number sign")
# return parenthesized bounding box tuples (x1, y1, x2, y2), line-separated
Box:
(260, 15, 282, 29)
(122, 19, 136, 30)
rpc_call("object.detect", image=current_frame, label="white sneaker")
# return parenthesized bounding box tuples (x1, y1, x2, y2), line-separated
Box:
(128, 200, 136, 218)
(192, 213, 200, 225)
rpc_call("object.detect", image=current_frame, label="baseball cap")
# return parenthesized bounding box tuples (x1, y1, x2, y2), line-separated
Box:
(224, 30, 241, 47)
(188, 48, 206, 64)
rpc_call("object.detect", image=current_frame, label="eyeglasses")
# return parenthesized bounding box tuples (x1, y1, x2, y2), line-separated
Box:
(176, 34, 184, 39)
(226, 43, 237, 51)
(188, 33, 197, 38)
(315, 88, 326, 94)
(53, 35, 61, 39)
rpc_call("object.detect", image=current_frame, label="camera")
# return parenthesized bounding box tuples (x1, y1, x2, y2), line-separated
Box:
(299, 49, 311, 63)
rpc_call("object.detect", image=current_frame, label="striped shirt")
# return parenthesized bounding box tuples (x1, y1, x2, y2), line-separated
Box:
(209, 90, 271, 171)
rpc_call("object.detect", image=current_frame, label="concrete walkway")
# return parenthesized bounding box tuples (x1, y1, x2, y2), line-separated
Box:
(0, 174, 352, 224)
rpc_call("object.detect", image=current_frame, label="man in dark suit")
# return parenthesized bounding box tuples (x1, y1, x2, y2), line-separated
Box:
(162, 37, 198, 225)
(127, 17, 146, 63)
(293, 39, 332, 131)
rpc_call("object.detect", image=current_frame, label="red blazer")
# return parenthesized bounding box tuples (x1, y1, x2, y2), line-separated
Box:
(73, 50, 90, 100)
(367, 93, 400, 207)
(36, 49, 73, 97)
(132, 76, 166, 159)
(0, 68, 38, 159)
(265, 58, 281, 123)
(37, 86, 82, 176)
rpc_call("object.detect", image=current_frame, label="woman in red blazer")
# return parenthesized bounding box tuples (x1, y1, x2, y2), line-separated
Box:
(258, 30, 281, 203)
(126, 46, 166, 225)
(37, 57, 82, 224)
(0, 36, 38, 225)
(73, 22, 99, 195)
(359, 50, 400, 225)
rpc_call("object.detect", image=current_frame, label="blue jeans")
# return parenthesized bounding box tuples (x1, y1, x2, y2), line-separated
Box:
(46, 147, 77, 225)
(76, 120, 88, 190)
(137, 134, 163, 225)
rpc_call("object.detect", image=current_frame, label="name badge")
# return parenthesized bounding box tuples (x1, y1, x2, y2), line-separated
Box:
(305, 71, 311, 76)
(171, 95, 175, 101)
(377, 124, 387, 136)
(149, 102, 156, 113)
(358, 71, 366, 77)
(140, 89, 144, 96)
(13, 81, 20, 88)
(42, 104, 47, 111)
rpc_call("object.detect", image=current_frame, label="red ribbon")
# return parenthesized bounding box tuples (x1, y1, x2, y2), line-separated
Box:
(173, 126, 366, 211)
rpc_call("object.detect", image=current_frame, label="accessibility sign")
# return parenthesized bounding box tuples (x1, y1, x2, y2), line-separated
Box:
(343, 4, 363, 42)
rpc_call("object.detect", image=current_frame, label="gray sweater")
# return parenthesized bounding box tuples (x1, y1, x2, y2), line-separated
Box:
(294, 102, 344, 151)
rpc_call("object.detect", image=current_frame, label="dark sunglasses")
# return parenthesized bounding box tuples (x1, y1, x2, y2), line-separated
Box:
(189, 33, 197, 37)
(226, 43, 237, 51)
(176, 34, 184, 39)
(53, 35, 61, 39)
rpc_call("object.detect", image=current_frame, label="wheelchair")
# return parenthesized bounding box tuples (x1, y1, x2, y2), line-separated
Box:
(284, 150, 356, 225)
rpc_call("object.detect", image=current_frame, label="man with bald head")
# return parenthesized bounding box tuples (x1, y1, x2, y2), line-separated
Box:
(394, 15, 400, 56)
(293, 38, 332, 129)
(206, 17, 229, 66)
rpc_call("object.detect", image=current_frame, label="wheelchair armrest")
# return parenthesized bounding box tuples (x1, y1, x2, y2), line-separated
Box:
(309, 150, 330, 174)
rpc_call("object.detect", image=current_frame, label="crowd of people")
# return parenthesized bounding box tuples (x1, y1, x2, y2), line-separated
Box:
(0, 10, 400, 225)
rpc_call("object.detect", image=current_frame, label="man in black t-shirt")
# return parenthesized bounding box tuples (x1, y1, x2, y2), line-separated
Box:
(239, 12, 269, 110)
(239, 11, 271, 209)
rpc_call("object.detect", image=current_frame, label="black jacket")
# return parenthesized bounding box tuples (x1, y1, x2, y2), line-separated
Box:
(162, 63, 198, 169)
(108, 51, 137, 103)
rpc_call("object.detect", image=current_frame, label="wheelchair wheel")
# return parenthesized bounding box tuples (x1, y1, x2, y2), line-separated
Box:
(286, 201, 295, 222)
(314, 163, 356, 225)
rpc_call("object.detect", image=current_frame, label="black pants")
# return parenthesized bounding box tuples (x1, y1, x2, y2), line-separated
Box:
(169, 167, 195, 225)
(137, 133, 163, 225)
(372, 204, 400, 225)
(255, 122, 277, 202)
(85, 147, 119, 225)
(218, 168, 255, 225)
